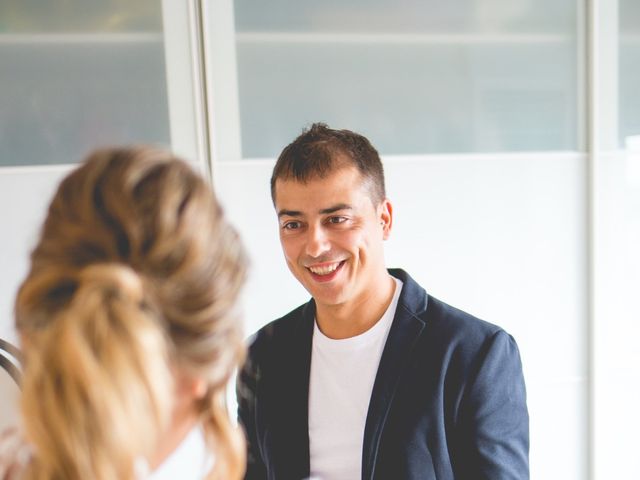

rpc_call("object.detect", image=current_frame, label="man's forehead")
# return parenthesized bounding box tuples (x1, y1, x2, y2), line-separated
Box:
(274, 170, 378, 213)
(275, 168, 357, 196)
(275, 164, 364, 190)
(275, 183, 354, 214)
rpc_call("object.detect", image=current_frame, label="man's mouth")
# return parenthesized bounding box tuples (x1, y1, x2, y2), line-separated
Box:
(306, 260, 346, 281)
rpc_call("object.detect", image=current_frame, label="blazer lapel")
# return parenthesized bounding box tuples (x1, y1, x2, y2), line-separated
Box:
(361, 270, 428, 480)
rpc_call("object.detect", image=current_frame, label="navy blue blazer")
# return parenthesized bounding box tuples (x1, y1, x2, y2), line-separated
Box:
(237, 269, 529, 479)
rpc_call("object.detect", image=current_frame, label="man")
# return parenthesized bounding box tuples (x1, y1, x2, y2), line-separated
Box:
(237, 123, 529, 480)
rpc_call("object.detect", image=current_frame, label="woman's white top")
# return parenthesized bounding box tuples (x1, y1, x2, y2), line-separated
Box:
(0, 424, 213, 480)
(142, 425, 213, 480)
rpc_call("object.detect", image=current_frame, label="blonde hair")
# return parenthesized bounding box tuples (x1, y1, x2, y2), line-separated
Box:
(15, 147, 247, 480)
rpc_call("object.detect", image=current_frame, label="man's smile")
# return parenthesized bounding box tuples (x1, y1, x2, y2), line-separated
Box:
(306, 260, 346, 281)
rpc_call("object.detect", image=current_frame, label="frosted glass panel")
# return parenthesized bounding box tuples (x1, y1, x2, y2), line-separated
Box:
(0, 1, 161, 32)
(235, 0, 574, 35)
(232, 0, 577, 158)
(0, 1, 169, 166)
(620, 0, 640, 146)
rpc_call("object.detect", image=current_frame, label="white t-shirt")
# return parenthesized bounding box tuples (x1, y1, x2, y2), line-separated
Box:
(308, 277, 403, 480)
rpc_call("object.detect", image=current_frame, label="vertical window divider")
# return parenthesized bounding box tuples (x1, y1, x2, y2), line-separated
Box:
(585, 0, 596, 477)
(161, 0, 209, 172)
(587, 0, 620, 479)
(200, 0, 243, 191)
(189, 0, 214, 182)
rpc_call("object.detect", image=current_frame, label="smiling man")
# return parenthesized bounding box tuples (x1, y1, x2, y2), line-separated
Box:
(238, 124, 529, 480)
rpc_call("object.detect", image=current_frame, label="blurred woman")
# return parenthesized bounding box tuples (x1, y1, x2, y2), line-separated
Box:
(0, 147, 247, 479)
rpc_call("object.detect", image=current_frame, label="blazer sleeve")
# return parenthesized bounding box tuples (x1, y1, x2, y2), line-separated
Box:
(454, 330, 530, 480)
(237, 339, 268, 480)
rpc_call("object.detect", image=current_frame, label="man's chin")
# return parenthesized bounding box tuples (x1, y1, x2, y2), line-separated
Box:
(307, 287, 347, 308)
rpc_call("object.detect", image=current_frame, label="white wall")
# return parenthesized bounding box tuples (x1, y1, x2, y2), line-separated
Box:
(215, 152, 588, 479)
(0, 167, 72, 343)
(0, 167, 71, 430)
(593, 151, 640, 478)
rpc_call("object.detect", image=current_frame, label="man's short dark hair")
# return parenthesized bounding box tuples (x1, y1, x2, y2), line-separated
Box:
(270, 123, 386, 205)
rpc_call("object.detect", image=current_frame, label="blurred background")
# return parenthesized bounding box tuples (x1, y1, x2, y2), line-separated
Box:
(0, 1, 638, 478)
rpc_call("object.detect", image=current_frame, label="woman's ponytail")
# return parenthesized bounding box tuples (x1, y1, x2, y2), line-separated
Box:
(19, 264, 173, 480)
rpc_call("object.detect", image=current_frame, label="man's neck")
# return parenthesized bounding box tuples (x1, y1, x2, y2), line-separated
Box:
(315, 273, 397, 339)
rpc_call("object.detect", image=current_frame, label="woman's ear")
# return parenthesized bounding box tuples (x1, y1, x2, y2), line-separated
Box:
(189, 377, 208, 400)
(175, 371, 208, 401)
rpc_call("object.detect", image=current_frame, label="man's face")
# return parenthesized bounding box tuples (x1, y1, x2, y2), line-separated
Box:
(274, 166, 392, 308)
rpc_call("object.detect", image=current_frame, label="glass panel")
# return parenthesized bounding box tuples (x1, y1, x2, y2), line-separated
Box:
(620, 0, 640, 146)
(230, 0, 578, 158)
(235, 0, 574, 35)
(0, 0, 162, 32)
(0, 1, 169, 166)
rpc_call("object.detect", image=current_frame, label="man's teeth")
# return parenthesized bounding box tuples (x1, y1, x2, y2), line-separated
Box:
(308, 262, 341, 275)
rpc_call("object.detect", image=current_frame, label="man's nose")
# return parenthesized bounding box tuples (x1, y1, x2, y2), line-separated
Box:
(305, 225, 331, 258)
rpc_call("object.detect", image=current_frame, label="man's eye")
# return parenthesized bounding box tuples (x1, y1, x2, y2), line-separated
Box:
(328, 216, 346, 224)
(283, 221, 301, 230)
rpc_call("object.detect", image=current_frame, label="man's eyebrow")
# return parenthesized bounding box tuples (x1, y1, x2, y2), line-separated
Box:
(277, 209, 302, 218)
(320, 204, 352, 215)
(277, 204, 352, 218)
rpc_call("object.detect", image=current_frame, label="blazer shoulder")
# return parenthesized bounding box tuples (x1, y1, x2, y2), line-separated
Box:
(422, 295, 514, 350)
(393, 268, 507, 342)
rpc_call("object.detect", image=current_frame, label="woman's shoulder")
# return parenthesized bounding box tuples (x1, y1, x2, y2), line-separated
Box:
(0, 426, 31, 480)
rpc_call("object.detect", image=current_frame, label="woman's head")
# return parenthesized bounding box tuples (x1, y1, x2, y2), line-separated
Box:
(15, 147, 247, 479)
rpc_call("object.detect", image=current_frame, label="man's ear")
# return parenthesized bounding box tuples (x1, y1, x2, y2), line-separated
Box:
(379, 199, 393, 240)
